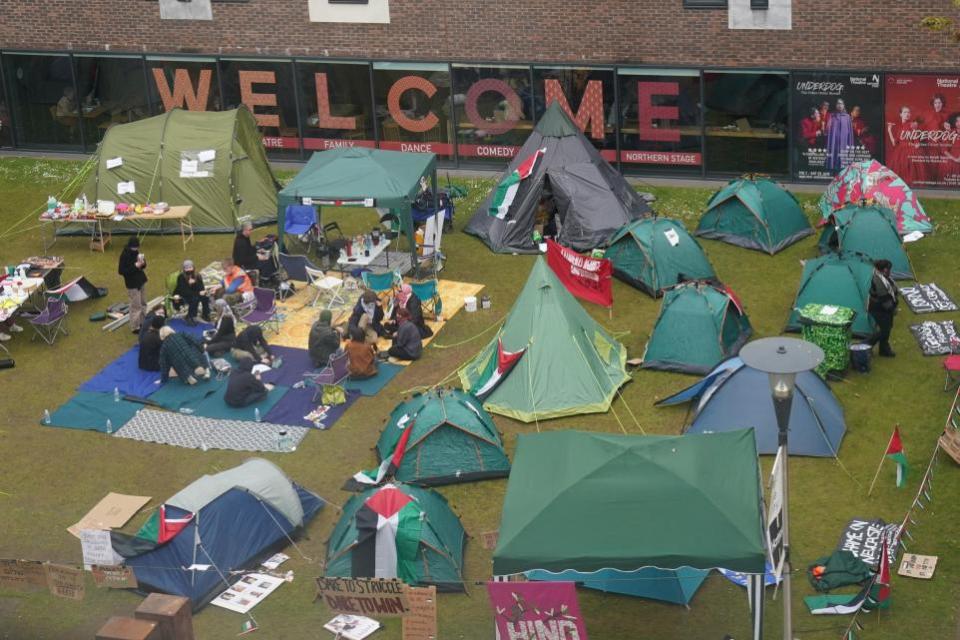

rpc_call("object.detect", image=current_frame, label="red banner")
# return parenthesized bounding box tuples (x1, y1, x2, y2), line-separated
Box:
(545, 239, 612, 308)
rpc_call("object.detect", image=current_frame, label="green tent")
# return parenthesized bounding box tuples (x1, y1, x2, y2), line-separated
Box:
(696, 176, 812, 254)
(357, 388, 510, 486)
(82, 107, 279, 232)
(604, 217, 716, 297)
(642, 282, 752, 374)
(493, 429, 766, 576)
(326, 483, 466, 592)
(276, 147, 438, 259)
(818, 204, 913, 280)
(786, 252, 876, 338)
(458, 257, 629, 422)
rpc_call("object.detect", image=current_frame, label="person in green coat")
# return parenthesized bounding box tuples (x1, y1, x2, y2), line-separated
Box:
(308, 309, 341, 368)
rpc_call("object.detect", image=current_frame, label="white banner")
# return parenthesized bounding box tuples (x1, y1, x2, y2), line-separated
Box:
(766, 447, 785, 580)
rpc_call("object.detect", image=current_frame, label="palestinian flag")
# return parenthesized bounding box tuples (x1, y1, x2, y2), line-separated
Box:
(353, 484, 423, 583)
(352, 415, 416, 487)
(488, 148, 546, 219)
(805, 583, 871, 615)
(111, 504, 194, 557)
(886, 426, 908, 488)
(865, 540, 892, 611)
(472, 338, 526, 401)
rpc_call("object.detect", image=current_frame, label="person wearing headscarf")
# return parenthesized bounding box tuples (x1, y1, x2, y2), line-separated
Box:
(158, 326, 210, 384)
(387, 284, 433, 339)
(140, 306, 165, 345)
(309, 309, 342, 368)
(138, 314, 166, 371)
(348, 290, 385, 343)
(232, 325, 274, 364)
(117, 236, 147, 334)
(868, 259, 899, 358)
(205, 299, 236, 356)
(173, 259, 210, 325)
(387, 308, 422, 361)
(224, 357, 274, 408)
(346, 324, 378, 379)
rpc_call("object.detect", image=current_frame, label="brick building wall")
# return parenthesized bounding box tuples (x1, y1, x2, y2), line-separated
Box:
(0, 0, 955, 70)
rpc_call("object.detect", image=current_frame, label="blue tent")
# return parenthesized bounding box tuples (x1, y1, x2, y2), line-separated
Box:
(659, 357, 846, 457)
(525, 567, 708, 605)
(118, 459, 324, 610)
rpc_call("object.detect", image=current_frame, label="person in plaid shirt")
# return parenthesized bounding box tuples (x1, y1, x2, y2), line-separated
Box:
(158, 326, 211, 384)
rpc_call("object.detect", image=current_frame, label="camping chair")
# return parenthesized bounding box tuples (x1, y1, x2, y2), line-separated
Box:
(163, 271, 189, 319)
(284, 204, 317, 238)
(415, 213, 445, 279)
(239, 287, 280, 335)
(361, 270, 402, 316)
(944, 355, 960, 392)
(304, 266, 345, 309)
(279, 252, 319, 283)
(23, 297, 69, 345)
(410, 279, 441, 320)
(303, 350, 350, 401)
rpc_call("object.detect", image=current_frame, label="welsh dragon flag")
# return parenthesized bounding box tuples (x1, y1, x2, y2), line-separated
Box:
(472, 338, 526, 401)
(488, 148, 546, 219)
(885, 427, 908, 488)
(353, 484, 423, 583)
(352, 415, 416, 487)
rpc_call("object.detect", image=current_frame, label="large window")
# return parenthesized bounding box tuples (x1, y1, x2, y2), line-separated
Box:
(533, 66, 617, 160)
(221, 58, 300, 159)
(73, 55, 149, 151)
(146, 57, 222, 115)
(703, 71, 789, 175)
(452, 64, 532, 165)
(618, 68, 702, 174)
(373, 62, 452, 158)
(296, 61, 375, 153)
(2, 53, 81, 149)
(0, 62, 12, 147)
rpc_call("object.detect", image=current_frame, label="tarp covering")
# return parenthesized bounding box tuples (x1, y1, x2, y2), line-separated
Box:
(786, 252, 876, 337)
(493, 430, 766, 575)
(818, 204, 913, 280)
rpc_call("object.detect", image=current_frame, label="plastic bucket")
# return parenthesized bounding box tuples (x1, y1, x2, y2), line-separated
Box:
(464, 296, 477, 312)
(850, 343, 872, 373)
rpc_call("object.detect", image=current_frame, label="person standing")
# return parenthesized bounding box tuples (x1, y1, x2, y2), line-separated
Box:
(868, 259, 899, 358)
(233, 221, 259, 271)
(118, 236, 147, 334)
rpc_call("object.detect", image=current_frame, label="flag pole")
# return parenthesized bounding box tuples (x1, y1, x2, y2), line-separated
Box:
(867, 426, 897, 496)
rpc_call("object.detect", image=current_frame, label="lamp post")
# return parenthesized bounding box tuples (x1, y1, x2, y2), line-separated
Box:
(739, 337, 823, 640)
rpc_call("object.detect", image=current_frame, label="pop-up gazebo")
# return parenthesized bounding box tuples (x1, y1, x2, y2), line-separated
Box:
(276, 147, 439, 260)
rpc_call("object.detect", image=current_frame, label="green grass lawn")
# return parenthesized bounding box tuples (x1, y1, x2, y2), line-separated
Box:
(1, 157, 959, 639)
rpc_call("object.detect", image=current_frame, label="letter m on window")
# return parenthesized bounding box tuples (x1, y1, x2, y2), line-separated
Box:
(544, 79, 605, 140)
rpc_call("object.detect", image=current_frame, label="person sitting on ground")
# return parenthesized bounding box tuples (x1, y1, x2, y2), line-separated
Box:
(348, 290, 385, 344)
(173, 259, 210, 325)
(205, 299, 236, 356)
(224, 358, 274, 408)
(232, 324, 274, 365)
(232, 221, 259, 272)
(387, 308, 422, 361)
(220, 258, 254, 307)
(385, 284, 433, 339)
(309, 309, 342, 368)
(158, 326, 210, 384)
(139, 306, 166, 344)
(138, 315, 165, 371)
(346, 325, 378, 379)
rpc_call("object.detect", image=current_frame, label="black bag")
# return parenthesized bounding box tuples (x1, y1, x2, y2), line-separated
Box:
(0, 357, 14, 370)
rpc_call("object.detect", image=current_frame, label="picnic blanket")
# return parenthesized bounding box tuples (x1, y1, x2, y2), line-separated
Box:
(343, 362, 403, 396)
(45, 392, 144, 433)
(262, 386, 360, 429)
(910, 320, 958, 356)
(899, 283, 958, 314)
(260, 346, 315, 386)
(114, 409, 309, 452)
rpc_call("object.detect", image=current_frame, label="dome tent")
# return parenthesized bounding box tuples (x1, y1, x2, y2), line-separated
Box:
(696, 175, 813, 254)
(786, 252, 876, 338)
(604, 217, 716, 297)
(818, 203, 913, 280)
(819, 160, 932, 235)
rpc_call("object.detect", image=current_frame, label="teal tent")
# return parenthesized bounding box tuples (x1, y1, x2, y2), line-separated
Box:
(818, 204, 913, 280)
(696, 176, 812, 254)
(642, 282, 752, 374)
(786, 252, 876, 338)
(605, 217, 716, 297)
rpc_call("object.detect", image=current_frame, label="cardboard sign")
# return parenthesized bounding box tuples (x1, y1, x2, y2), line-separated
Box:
(479, 530, 500, 551)
(403, 586, 437, 640)
(80, 529, 124, 570)
(909, 320, 958, 356)
(91, 565, 138, 589)
(898, 553, 938, 579)
(315, 577, 410, 617)
(45, 563, 85, 601)
(836, 518, 899, 569)
(900, 283, 958, 314)
(0, 559, 49, 592)
(487, 581, 588, 640)
(68, 492, 151, 538)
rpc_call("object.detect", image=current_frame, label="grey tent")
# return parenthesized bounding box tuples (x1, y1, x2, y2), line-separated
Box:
(465, 103, 649, 253)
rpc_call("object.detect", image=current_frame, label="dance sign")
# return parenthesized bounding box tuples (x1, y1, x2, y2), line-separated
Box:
(487, 581, 588, 640)
(545, 239, 613, 307)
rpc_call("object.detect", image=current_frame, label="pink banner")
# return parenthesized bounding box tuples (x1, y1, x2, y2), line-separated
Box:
(487, 581, 588, 640)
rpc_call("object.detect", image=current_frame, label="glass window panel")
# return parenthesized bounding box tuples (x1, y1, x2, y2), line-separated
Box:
(703, 71, 789, 175)
(533, 66, 617, 160)
(2, 53, 81, 149)
(145, 57, 221, 114)
(618, 69, 702, 174)
(452, 64, 532, 165)
(220, 59, 300, 159)
(296, 61, 375, 153)
(73, 56, 149, 151)
(372, 64, 452, 159)
(0, 63, 12, 148)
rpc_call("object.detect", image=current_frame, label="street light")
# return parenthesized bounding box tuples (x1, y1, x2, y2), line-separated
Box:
(739, 337, 824, 640)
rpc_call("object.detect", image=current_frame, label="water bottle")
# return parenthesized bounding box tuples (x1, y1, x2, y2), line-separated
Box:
(254, 408, 261, 423)
(179, 407, 195, 415)
(105, 419, 113, 434)
(276, 429, 289, 452)
(113, 387, 120, 403)
(43, 409, 51, 425)
(46, 195, 56, 212)
(200, 440, 208, 452)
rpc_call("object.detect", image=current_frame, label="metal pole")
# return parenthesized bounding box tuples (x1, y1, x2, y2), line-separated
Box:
(773, 395, 793, 640)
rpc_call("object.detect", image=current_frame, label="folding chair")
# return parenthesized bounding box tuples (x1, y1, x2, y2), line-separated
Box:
(415, 212, 445, 279)
(409, 279, 442, 321)
(304, 266, 345, 309)
(279, 252, 319, 283)
(24, 297, 69, 345)
(944, 355, 960, 391)
(284, 204, 317, 238)
(239, 287, 280, 334)
(361, 270, 401, 316)
(303, 350, 350, 401)
(163, 271, 190, 319)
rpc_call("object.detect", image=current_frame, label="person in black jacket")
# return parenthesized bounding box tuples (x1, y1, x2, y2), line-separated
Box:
(224, 358, 274, 408)
(138, 315, 165, 371)
(117, 236, 147, 334)
(205, 299, 236, 356)
(348, 290, 385, 343)
(232, 221, 259, 271)
(139, 306, 165, 345)
(309, 309, 342, 368)
(172, 259, 210, 325)
(385, 284, 433, 339)
(233, 325, 274, 364)
(868, 258, 899, 357)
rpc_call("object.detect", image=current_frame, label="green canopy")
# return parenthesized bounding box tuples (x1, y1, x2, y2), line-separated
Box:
(696, 176, 812, 254)
(605, 217, 716, 297)
(458, 257, 629, 422)
(818, 204, 913, 280)
(642, 282, 752, 374)
(786, 252, 876, 338)
(493, 429, 766, 575)
(82, 107, 279, 232)
(277, 147, 437, 255)
(375, 388, 510, 486)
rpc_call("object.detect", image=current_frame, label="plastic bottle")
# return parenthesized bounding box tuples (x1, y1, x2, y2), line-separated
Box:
(179, 407, 195, 415)
(43, 409, 51, 425)
(113, 387, 121, 402)
(254, 408, 261, 423)
(276, 430, 289, 452)
(47, 195, 56, 212)
(105, 419, 113, 434)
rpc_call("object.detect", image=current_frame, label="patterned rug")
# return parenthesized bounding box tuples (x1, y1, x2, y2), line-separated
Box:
(114, 408, 310, 453)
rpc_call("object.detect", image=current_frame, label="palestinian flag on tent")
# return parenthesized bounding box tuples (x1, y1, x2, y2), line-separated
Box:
(885, 426, 908, 488)
(111, 504, 194, 557)
(352, 415, 417, 487)
(805, 583, 872, 615)
(353, 484, 423, 583)
(47, 276, 106, 302)
(488, 148, 546, 219)
(470, 337, 526, 401)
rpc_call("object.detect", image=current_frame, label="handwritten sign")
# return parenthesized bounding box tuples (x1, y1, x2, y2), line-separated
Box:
(479, 530, 500, 551)
(909, 320, 958, 356)
(80, 529, 123, 570)
(403, 585, 437, 640)
(898, 553, 938, 579)
(315, 577, 410, 617)
(0, 559, 49, 592)
(836, 518, 899, 569)
(899, 283, 958, 314)
(92, 565, 138, 589)
(45, 563, 85, 601)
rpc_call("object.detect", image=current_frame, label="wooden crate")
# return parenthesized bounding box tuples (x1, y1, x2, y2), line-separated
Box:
(939, 428, 960, 464)
(134, 593, 194, 640)
(96, 617, 160, 640)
